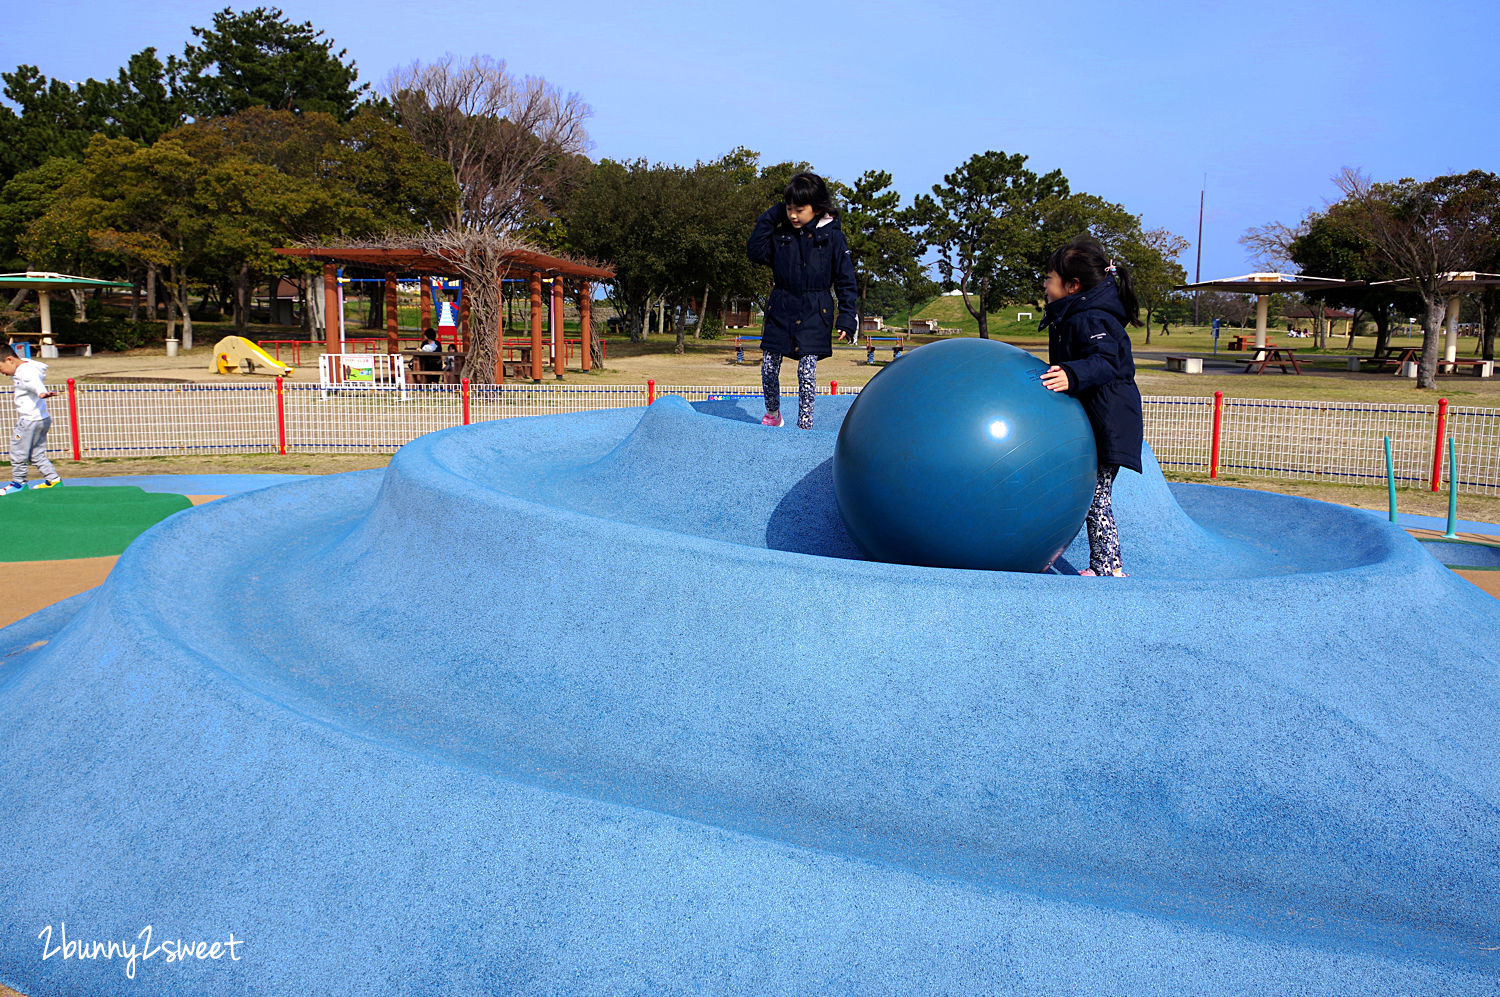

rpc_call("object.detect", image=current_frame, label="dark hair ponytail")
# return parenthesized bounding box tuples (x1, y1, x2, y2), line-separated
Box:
(784, 172, 837, 218)
(1047, 235, 1142, 327)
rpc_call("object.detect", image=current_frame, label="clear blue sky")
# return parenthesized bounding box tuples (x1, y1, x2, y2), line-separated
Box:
(5, 0, 1496, 280)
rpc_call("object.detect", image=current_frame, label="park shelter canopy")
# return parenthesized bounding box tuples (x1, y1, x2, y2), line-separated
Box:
(1369, 272, 1500, 364)
(1177, 272, 1362, 348)
(0, 272, 134, 353)
(275, 245, 615, 383)
(276, 246, 614, 282)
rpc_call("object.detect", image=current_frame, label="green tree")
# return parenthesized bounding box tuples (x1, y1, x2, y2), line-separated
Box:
(1331, 168, 1500, 388)
(911, 151, 1069, 338)
(565, 150, 805, 345)
(182, 6, 368, 120)
(842, 170, 922, 327)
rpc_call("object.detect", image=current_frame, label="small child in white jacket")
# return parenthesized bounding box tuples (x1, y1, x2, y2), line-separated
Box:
(0, 344, 61, 493)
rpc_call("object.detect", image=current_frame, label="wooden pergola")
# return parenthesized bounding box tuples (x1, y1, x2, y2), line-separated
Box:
(276, 246, 614, 383)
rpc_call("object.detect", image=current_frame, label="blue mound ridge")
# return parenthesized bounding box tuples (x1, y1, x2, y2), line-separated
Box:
(1, 397, 1497, 996)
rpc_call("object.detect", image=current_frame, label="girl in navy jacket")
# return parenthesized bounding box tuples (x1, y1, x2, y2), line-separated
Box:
(747, 173, 858, 429)
(1038, 236, 1145, 576)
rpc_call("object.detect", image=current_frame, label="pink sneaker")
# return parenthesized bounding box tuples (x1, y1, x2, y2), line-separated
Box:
(761, 412, 783, 427)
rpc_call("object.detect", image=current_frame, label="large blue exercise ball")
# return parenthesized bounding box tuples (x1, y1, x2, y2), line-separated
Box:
(833, 338, 1098, 572)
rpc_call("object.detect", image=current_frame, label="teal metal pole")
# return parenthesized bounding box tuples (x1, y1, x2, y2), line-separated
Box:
(1384, 435, 1397, 523)
(1444, 436, 1459, 538)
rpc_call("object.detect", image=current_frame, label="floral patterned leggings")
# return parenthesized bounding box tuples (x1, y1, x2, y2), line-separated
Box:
(761, 352, 818, 429)
(1086, 465, 1124, 575)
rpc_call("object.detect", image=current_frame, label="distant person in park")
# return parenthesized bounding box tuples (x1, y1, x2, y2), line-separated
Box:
(1038, 236, 1144, 577)
(747, 172, 858, 428)
(0, 344, 61, 494)
(416, 326, 442, 383)
(1161, 319, 1170, 336)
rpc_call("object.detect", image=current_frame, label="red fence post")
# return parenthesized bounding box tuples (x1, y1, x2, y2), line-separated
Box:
(830, 380, 838, 395)
(462, 378, 471, 425)
(647, 379, 655, 405)
(1209, 390, 1223, 479)
(1431, 397, 1448, 492)
(275, 376, 287, 455)
(66, 377, 81, 461)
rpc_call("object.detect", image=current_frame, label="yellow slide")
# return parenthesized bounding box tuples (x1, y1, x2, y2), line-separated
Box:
(212, 336, 293, 377)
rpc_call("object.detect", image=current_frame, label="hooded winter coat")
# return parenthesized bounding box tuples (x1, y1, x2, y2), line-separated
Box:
(1040, 276, 1144, 473)
(747, 203, 858, 360)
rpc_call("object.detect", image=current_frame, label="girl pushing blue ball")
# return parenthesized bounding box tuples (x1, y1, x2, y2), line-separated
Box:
(747, 172, 859, 429)
(1038, 236, 1145, 577)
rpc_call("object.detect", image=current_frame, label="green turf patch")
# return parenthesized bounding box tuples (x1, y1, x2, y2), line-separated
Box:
(0, 486, 192, 561)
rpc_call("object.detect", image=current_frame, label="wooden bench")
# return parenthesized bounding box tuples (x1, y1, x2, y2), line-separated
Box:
(865, 336, 906, 363)
(45, 343, 92, 357)
(1164, 355, 1202, 373)
(1438, 358, 1494, 377)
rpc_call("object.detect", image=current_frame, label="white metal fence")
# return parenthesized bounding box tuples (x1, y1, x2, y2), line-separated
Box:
(6, 382, 1498, 496)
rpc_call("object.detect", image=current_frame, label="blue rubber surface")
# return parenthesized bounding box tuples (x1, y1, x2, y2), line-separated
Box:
(1, 396, 1497, 995)
(60, 473, 313, 496)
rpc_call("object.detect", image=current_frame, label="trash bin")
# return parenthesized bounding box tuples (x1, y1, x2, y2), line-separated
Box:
(166, 339, 180, 357)
(1345, 356, 1361, 372)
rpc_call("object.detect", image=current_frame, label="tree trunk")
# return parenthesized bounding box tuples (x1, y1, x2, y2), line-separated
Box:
(695, 283, 709, 340)
(1373, 305, 1390, 356)
(164, 280, 177, 341)
(146, 265, 158, 320)
(1417, 295, 1446, 388)
(590, 333, 605, 369)
(966, 276, 990, 340)
(365, 283, 383, 330)
(129, 279, 140, 322)
(235, 263, 250, 334)
(1346, 309, 1363, 351)
(69, 288, 87, 323)
(1143, 307, 1153, 345)
(674, 300, 686, 355)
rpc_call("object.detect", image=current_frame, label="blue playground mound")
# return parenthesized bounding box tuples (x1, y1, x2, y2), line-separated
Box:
(0, 395, 1497, 996)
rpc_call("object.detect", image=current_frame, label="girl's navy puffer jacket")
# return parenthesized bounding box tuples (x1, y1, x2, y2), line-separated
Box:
(747, 204, 859, 360)
(1039, 275, 1145, 473)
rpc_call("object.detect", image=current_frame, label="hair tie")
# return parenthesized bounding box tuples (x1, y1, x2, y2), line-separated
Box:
(1105, 262, 1117, 274)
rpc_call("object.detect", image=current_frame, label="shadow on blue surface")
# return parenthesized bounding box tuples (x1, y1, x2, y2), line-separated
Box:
(0, 397, 1496, 996)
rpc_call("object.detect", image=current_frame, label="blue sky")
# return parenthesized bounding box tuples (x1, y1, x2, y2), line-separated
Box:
(5, 0, 1496, 280)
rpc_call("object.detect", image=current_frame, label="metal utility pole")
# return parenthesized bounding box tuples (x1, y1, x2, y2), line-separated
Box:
(1193, 176, 1205, 326)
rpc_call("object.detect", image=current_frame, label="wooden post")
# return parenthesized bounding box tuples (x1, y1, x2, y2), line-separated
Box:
(530, 271, 544, 383)
(551, 275, 565, 379)
(459, 294, 471, 352)
(322, 264, 340, 358)
(579, 282, 592, 373)
(384, 272, 399, 353)
(493, 299, 506, 383)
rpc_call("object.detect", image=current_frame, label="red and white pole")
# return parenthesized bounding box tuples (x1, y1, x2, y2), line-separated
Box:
(275, 376, 287, 455)
(1209, 390, 1223, 479)
(462, 378, 471, 425)
(66, 377, 81, 461)
(1431, 397, 1448, 492)
(830, 381, 838, 395)
(647, 379, 655, 405)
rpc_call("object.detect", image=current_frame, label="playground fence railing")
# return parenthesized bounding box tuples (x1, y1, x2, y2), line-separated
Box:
(6, 381, 1500, 497)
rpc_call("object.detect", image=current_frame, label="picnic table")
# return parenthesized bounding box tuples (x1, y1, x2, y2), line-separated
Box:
(1239, 346, 1301, 374)
(1228, 336, 1276, 352)
(1360, 346, 1419, 371)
